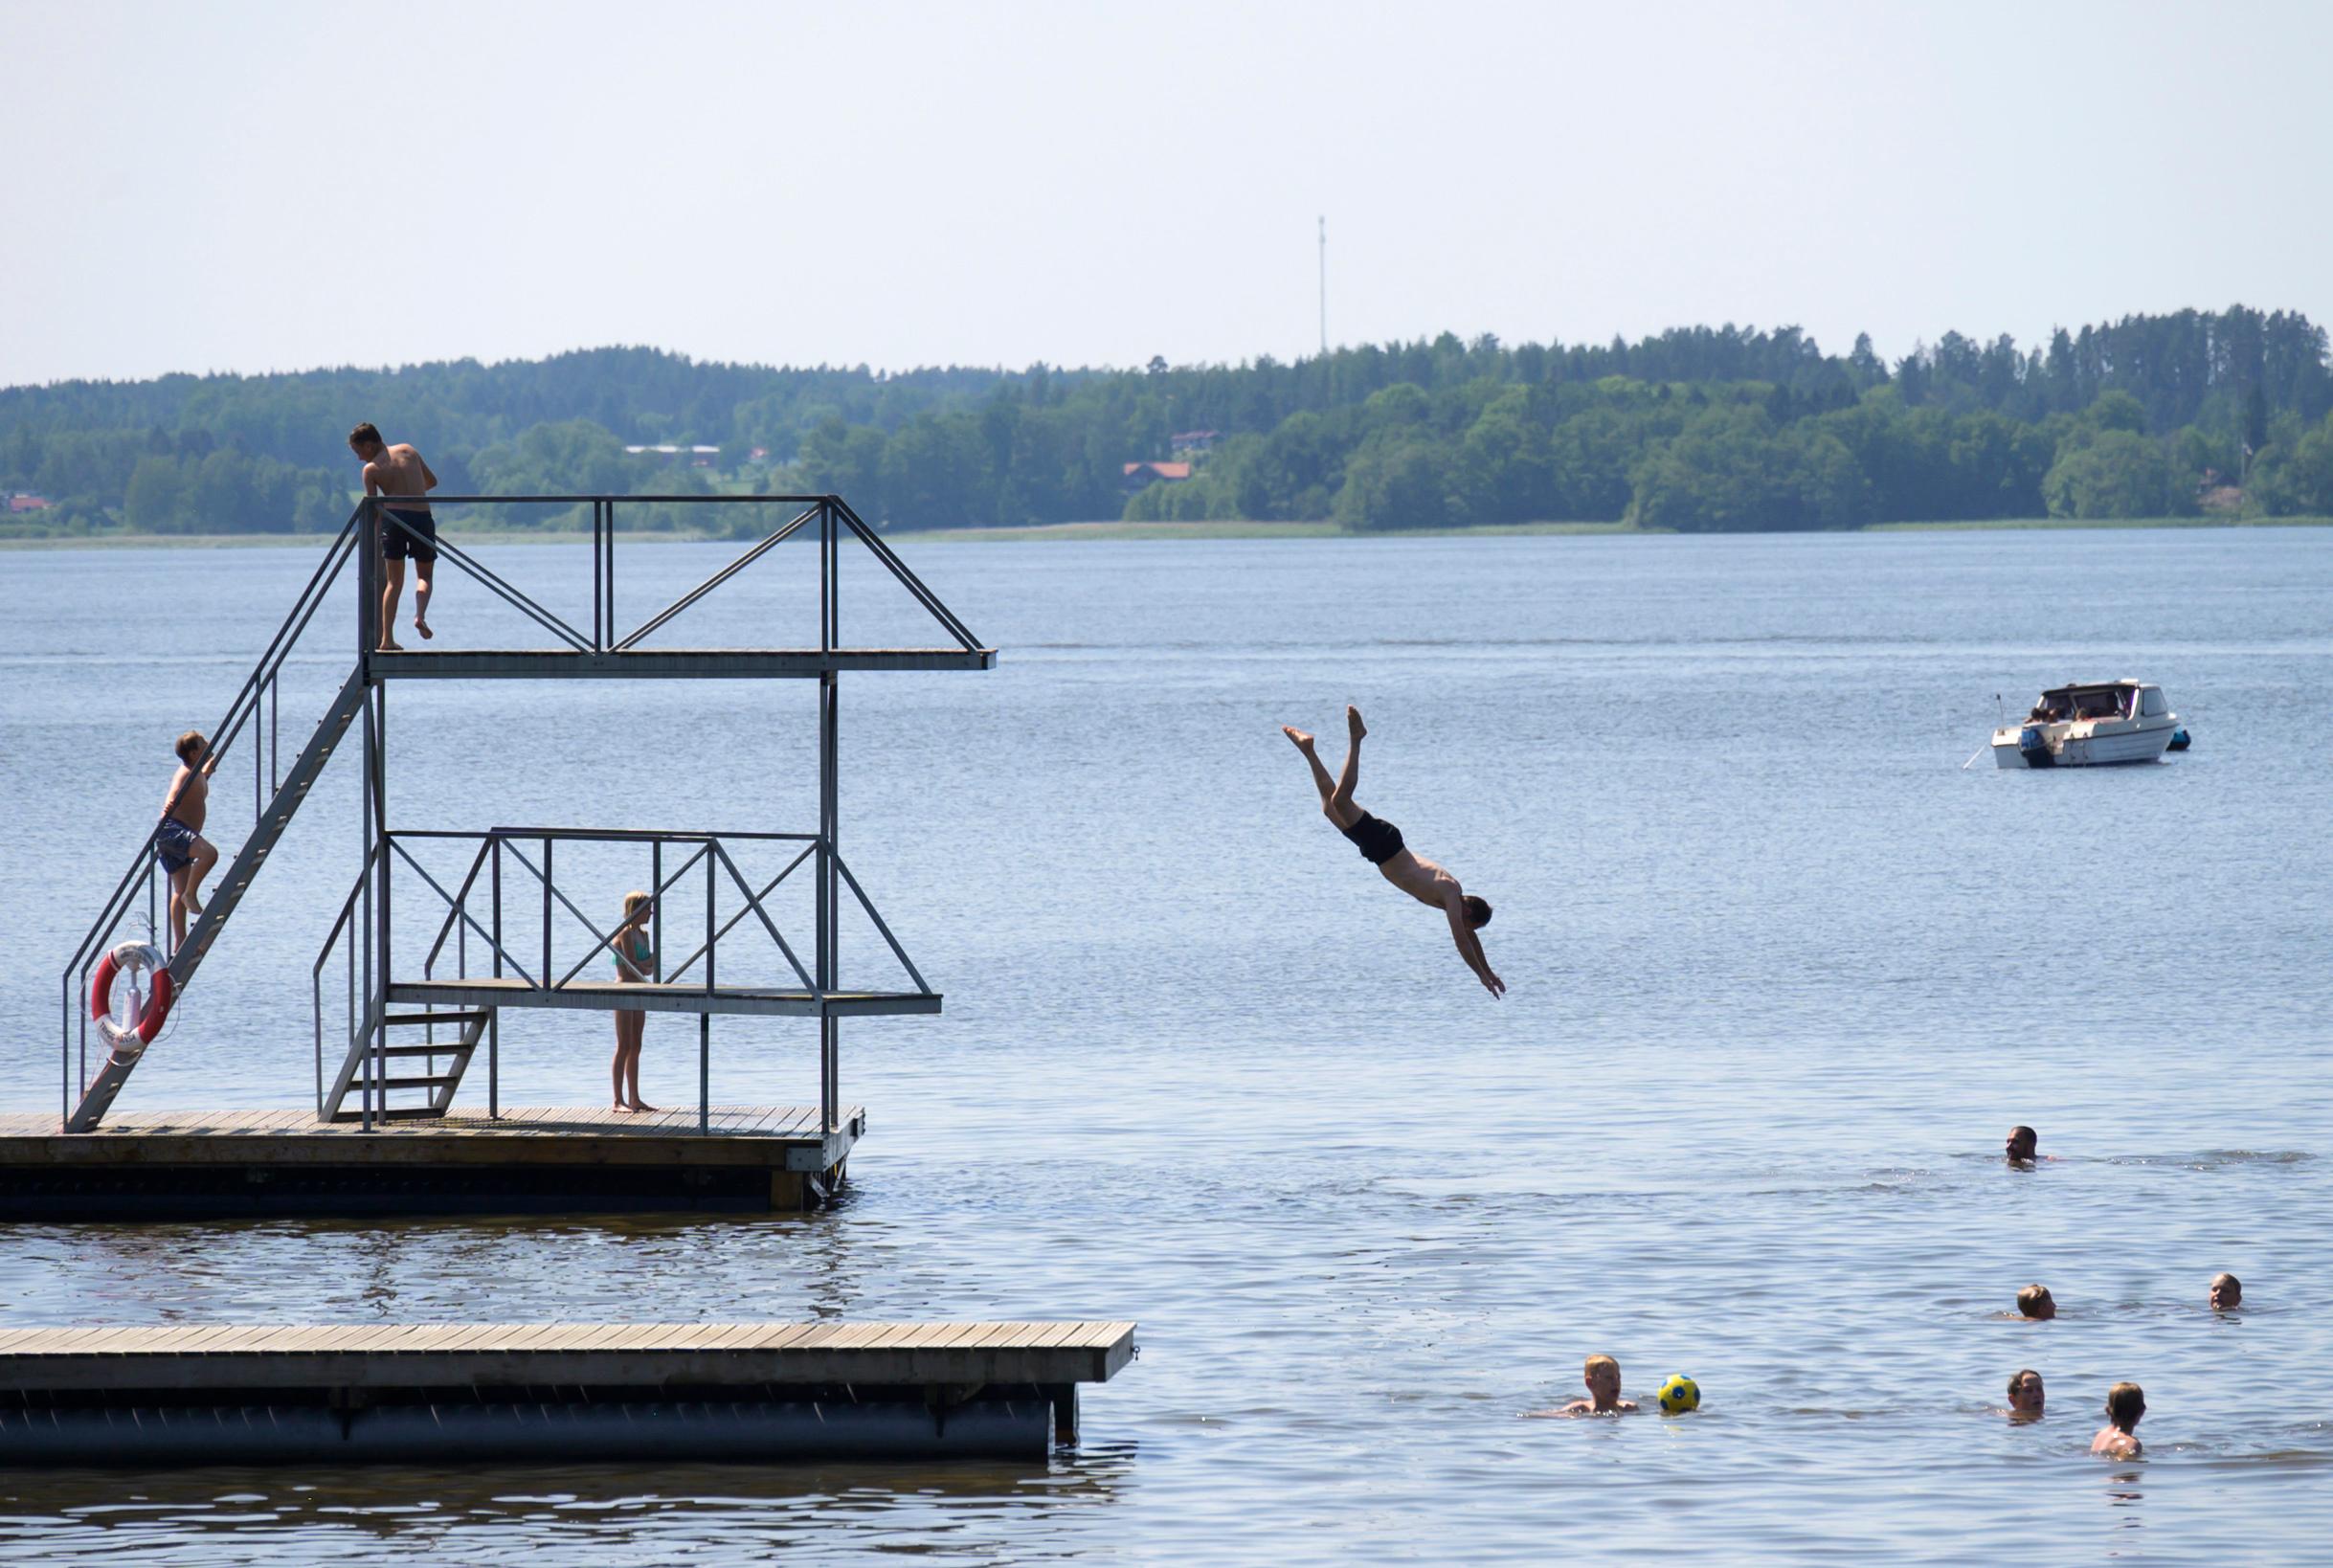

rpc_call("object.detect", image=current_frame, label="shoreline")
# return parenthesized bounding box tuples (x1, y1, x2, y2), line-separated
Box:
(4, 515, 2327, 550)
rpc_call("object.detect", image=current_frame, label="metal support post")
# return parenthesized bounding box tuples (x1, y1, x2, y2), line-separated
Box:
(702, 845, 715, 1136)
(542, 837, 553, 993)
(372, 684, 390, 1127)
(819, 669, 840, 1133)
(358, 498, 376, 661)
(490, 837, 502, 1118)
(359, 699, 375, 1132)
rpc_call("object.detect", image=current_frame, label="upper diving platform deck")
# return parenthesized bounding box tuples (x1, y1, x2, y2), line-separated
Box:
(370, 646, 995, 679)
(355, 493, 994, 681)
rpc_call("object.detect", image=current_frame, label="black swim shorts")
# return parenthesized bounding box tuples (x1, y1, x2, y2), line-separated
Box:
(1339, 810, 1404, 866)
(154, 816, 197, 875)
(381, 507, 437, 563)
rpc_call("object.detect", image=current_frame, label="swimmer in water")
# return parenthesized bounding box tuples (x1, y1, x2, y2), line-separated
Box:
(2016, 1284, 2056, 1321)
(2005, 1125, 2038, 1164)
(1530, 1354, 1638, 1416)
(1282, 706, 1502, 997)
(2006, 1368, 2044, 1422)
(2210, 1272, 2242, 1310)
(2091, 1381, 2143, 1458)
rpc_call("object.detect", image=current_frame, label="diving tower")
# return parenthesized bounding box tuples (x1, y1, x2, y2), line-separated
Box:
(51, 496, 990, 1212)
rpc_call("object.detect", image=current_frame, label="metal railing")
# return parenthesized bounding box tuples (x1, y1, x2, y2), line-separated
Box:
(313, 827, 930, 1132)
(59, 515, 361, 1119)
(359, 494, 982, 656)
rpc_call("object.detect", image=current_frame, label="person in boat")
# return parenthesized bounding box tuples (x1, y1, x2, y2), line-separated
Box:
(1530, 1355, 1638, 1417)
(2006, 1368, 2045, 1422)
(1282, 706, 1502, 997)
(2091, 1382, 2144, 1458)
(609, 891, 657, 1113)
(348, 421, 440, 651)
(2210, 1272, 2242, 1310)
(2016, 1284, 2056, 1320)
(157, 730, 220, 949)
(2005, 1125, 2039, 1164)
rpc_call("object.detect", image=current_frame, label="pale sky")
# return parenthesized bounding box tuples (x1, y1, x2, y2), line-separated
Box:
(5, 0, 2328, 387)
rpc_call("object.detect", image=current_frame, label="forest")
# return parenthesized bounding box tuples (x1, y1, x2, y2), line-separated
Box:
(4, 306, 2330, 536)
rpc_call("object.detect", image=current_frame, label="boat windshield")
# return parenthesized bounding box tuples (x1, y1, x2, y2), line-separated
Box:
(2072, 690, 2127, 720)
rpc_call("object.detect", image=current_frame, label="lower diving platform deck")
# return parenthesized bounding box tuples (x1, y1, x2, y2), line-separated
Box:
(0, 1320, 1134, 1463)
(0, 1105, 863, 1221)
(391, 978, 940, 1019)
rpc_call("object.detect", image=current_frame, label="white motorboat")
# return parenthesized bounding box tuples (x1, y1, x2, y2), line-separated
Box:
(1991, 681, 2181, 769)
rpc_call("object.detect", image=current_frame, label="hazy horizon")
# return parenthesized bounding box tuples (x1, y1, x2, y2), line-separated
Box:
(6, 0, 2329, 388)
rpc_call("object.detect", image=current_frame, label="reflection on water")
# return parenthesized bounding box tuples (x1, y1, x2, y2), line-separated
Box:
(4, 529, 2332, 1562)
(1, 1454, 1131, 1560)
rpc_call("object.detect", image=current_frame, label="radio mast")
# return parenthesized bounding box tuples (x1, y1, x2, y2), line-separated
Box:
(1317, 216, 1328, 355)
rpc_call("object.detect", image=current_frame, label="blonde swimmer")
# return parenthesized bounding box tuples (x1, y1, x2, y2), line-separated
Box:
(609, 891, 657, 1112)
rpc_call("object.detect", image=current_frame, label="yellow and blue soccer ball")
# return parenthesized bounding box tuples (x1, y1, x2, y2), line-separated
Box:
(1656, 1374, 1701, 1414)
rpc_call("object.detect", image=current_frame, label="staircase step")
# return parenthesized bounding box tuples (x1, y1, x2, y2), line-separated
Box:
(327, 1107, 451, 1123)
(376, 1043, 477, 1059)
(375, 1076, 461, 1091)
(383, 1011, 493, 1027)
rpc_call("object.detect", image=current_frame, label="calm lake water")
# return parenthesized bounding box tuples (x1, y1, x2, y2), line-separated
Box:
(1, 526, 2329, 1563)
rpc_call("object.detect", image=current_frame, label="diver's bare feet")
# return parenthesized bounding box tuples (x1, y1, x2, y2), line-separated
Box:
(1282, 726, 1315, 750)
(628, 1100, 658, 1113)
(613, 1100, 631, 1112)
(377, 638, 403, 653)
(1347, 706, 1367, 740)
(415, 616, 433, 640)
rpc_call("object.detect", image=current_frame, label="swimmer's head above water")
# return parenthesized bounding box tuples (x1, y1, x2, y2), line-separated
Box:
(2005, 1125, 2038, 1163)
(2007, 1368, 2044, 1418)
(2210, 1272, 2242, 1310)
(2092, 1381, 2145, 1457)
(2016, 1284, 2056, 1320)
(1536, 1354, 1638, 1417)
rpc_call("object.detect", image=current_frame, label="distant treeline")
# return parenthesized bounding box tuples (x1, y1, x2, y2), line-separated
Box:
(5, 307, 2332, 535)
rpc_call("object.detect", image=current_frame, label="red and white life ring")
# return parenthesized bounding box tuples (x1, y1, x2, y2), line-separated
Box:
(90, 940, 173, 1055)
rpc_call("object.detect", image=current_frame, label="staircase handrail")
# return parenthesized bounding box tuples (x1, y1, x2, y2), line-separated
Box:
(61, 514, 359, 985)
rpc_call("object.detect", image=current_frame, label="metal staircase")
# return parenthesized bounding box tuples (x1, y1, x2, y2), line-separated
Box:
(322, 1006, 493, 1122)
(61, 520, 364, 1134)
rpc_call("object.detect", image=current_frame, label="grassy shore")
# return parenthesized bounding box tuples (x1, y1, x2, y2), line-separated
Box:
(6, 515, 2328, 549)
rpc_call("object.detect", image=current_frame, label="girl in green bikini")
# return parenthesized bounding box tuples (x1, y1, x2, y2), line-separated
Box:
(610, 891, 657, 1112)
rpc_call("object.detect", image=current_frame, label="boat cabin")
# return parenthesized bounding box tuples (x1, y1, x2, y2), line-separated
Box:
(2026, 681, 2170, 726)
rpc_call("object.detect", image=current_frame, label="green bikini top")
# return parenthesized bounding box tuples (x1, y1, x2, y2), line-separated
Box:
(614, 931, 652, 975)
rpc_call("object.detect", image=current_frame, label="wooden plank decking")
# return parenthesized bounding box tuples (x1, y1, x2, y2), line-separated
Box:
(0, 1106, 864, 1219)
(0, 1321, 1133, 1462)
(0, 1105, 862, 1164)
(0, 1320, 1135, 1392)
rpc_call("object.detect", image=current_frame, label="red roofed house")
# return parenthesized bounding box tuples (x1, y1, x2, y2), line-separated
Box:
(1122, 461, 1191, 496)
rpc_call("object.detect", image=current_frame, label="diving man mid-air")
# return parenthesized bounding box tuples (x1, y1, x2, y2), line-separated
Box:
(1283, 706, 1503, 997)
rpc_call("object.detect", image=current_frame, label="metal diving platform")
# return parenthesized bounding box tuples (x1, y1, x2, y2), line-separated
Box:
(50, 495, 991, 1218)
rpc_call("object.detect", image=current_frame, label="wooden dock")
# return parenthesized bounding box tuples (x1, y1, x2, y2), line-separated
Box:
(0, 1106, 863, 1221)
(0, 1320, 1135, 1463)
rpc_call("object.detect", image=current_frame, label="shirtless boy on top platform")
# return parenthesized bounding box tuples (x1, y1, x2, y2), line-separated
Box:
(348, 422, 439, 651)
(1283, 706, 1503, 997)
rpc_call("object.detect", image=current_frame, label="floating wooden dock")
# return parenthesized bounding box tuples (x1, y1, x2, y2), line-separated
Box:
(0, 1320, 1134, 1463)
(0, 1106, 863, 1221)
